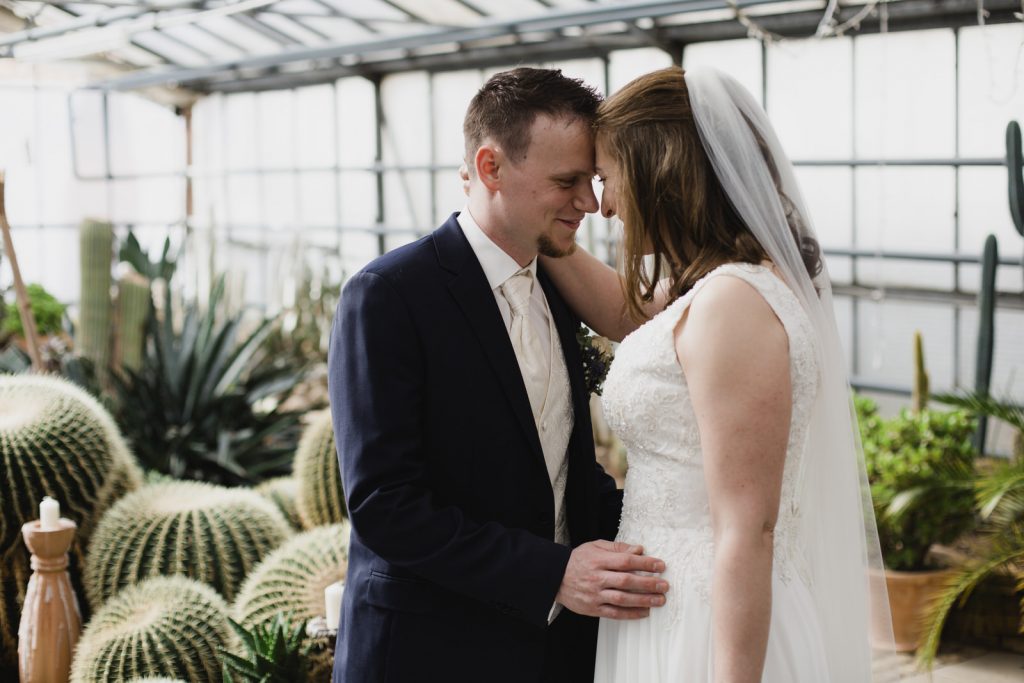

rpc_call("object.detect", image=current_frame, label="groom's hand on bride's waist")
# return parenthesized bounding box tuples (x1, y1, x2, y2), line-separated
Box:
(555, 540, 668, 620)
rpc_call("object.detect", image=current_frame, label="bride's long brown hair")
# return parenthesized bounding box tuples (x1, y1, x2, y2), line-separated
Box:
(596, 66, 821, 322)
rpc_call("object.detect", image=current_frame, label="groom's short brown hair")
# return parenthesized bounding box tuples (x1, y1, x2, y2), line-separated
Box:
(463, 67, 601, 173)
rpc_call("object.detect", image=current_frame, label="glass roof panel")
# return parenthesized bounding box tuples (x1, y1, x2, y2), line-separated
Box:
(381, 0, 482, 26)
(255, 12, 330, 44)
(130, 30, 211, 67)
(468, 0, 554, 20)
(194, 15, 284, 54)
(296, 16, 379, 42)
(158, 23, 247, 61)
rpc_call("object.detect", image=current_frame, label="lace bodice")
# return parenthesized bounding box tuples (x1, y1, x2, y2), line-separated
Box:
(601, 263, 819, 616)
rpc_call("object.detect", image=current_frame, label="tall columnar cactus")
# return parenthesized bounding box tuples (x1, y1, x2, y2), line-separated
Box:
(85, 481, 290, 608)
(974, 234, 999, 452)
(70, 576, 231, 683)
(256, 476, 302, 530)
(1008, 121, 1023, 238)
(115, 269, 151, 372)
(234, 522, 350, 631)
(295, 411, 346, 529)
(79, 219, 114, 374)
(911, 331, 929, 414)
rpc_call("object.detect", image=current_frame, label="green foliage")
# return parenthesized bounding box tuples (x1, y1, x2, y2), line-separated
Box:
(261, 266, 339, 369)
(916, 392, 1024, 667)
(220, 614, 309, 683)
(294, 411, 346, 528)
(70, 576, 231, 683)
(234, 523, 349, 632)
(119, 229, 178, 283)
(84, 481, 290, 608)
(1, 283, 66, 336)
(858, 397, 978, 571)
(109, 276, 306, 485)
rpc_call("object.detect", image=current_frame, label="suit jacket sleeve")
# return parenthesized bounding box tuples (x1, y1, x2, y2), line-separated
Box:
(329, 270, 572, 628)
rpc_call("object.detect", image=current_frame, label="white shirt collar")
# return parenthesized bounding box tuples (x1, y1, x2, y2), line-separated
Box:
(457, 206, 538, 291)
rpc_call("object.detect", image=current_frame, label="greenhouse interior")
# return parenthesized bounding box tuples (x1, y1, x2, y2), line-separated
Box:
(1, 0, 1023, 681)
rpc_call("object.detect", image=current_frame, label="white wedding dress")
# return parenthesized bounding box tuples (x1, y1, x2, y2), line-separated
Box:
(593, 262, 831, 683)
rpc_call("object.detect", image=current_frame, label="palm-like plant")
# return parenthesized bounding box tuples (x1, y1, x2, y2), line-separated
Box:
(917, 392, 1024, 666)
(110, 276, 306, 484)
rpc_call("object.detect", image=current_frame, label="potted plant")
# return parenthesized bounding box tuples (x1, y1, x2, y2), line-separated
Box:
(915, 392, 1024, 667)
(856, 333, 979, 651)
(2, 282, 67, 347)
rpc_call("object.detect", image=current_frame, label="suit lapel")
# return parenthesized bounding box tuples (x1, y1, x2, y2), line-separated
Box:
(434, 216, 547, 476)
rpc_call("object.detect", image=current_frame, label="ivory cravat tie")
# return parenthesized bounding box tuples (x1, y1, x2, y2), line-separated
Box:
(500, 269, 550, 421)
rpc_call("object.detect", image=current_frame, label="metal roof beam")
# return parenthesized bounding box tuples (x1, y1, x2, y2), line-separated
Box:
(94, 0, 780, 91)
(0, 0, 202, 47)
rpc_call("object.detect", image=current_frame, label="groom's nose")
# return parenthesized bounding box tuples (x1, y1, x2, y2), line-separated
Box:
(573, 181, 599, 214)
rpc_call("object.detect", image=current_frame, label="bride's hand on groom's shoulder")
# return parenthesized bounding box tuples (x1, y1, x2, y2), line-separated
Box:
(556, 540, 668, 620)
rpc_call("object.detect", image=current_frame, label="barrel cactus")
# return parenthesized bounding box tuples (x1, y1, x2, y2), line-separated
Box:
(0, 375, 142, 671)
(85, 481, 290, 608)
(70, 576, 231, 683)
(0, 374, 141, 554)
(234, 522, 350, 631)
(256, 476, 302, 530)
(294, 411, 346, 528)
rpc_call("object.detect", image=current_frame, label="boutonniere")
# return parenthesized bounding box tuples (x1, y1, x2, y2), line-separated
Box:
(576, 324, 614, 396)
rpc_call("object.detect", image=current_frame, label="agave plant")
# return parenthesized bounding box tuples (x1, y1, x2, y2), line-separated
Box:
(109, 276, 306, 484)
(119, 229, 177, 284)
(917, 392, 1024, 666)
(220, 614, 310, 683)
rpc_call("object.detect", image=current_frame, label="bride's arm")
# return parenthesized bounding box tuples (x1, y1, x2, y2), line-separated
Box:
(541, 248, 669, 343)
(675, 276, 791, 683)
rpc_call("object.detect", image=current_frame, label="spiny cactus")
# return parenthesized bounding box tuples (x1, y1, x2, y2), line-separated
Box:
(256, 476, 302, 531)
(1008, 121, 1023, 238)
(85, 481, 290, 608)
(911, 331, 929, 414)
(79, 218, 114, 375)
(70, 576, 231, 683)
(0, 375, 142, 671)
(294, 411, 346, 529)
(234, 523, 350, 631)
(115, 269, 151, 372)
(0, 374, 140, 555)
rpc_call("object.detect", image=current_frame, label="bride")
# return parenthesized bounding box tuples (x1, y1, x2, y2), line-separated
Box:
(542, 67, 897, 681)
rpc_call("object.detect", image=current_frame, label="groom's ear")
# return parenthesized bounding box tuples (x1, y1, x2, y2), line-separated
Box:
(474, 145, 502, 191)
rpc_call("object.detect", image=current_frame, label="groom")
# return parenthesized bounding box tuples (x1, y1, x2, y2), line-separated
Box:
(328, 68, 667, 683)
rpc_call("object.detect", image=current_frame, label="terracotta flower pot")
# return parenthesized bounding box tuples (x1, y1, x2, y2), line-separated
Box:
(870, 567, 956, 652)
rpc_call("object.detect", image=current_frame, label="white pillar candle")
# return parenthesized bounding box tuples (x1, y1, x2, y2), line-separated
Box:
(324, 581, 344, 628)
(39, 496, 60, 530)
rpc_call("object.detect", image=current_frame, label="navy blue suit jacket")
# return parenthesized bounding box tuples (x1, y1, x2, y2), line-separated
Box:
(328, 214, 622, 682)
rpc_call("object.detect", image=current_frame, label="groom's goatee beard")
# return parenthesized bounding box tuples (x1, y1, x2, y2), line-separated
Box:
(538, 235, 577, 258)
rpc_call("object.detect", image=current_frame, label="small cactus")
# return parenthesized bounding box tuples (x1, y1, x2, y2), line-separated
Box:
(911, 331, 930, 414)
(256, 476, 302, 531)
(79, 219, 114, 376)
(115, 269, 151, 372)
(294, 411, 346, 528)
(84, 481, 290, 608)
(70, 576, 231, 683)
(234, 523, 350, 631)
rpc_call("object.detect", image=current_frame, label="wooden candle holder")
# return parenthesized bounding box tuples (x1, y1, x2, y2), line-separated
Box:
(18, 519, 82, 683)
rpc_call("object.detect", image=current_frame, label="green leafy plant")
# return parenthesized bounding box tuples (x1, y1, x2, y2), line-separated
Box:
(916, 392, 1024, 666)
(119, 230, 178, 283)
(857, 397, 978, 571)
(2, 283, 66, 337)
(220, 613, 309, 683)
(109, 276, 306, 484)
